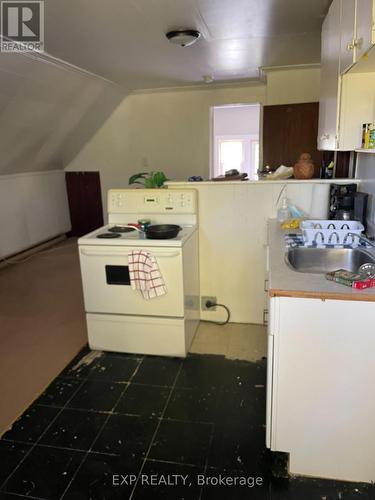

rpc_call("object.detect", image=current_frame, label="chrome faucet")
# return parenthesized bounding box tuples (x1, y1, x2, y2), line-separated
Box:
(343, 232, 375, 247)
(328, 232, 339, 244)
(313, 232, 325, 244)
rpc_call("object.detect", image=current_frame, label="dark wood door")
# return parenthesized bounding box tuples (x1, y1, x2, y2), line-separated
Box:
(65, 172, 104, 237)
(263, 102, 323, 177)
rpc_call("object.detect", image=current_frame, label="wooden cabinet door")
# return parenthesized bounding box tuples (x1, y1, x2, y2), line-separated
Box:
(263, 103, 323, 177)
(65, 172, 104, 237)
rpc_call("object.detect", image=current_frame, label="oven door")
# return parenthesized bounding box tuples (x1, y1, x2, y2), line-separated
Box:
(79, 245, 184, 317)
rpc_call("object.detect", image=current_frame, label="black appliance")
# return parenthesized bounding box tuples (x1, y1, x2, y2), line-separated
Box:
(329, 184, 369, 230)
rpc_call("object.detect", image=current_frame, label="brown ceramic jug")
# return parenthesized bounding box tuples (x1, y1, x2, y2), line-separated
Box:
(293, 153, 315, 179)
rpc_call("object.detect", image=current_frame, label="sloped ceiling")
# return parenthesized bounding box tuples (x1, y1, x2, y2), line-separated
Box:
(44, 0, 331, 88)
(0, 0, 331, 175)
(0, 52, 127, 174)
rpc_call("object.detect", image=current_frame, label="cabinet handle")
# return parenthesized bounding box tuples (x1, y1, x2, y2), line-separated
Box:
(263, 309, 269, 326)
(320, 134, 330, 141)
(346, 40, 354, 51)
(264, 279, 269, 292)
(353, 37, 363, 49)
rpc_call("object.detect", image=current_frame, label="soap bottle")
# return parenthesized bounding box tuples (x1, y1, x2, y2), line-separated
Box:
(277, 197, 290, 223)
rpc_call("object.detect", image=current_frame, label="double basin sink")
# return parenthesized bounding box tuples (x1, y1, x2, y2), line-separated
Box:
(286, 247, 375, 274)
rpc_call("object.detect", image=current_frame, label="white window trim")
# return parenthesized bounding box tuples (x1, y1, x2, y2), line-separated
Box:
(251, 139, 260, 173)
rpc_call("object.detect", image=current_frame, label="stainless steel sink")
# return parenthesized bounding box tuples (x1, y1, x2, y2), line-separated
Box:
(285, 247, 375, 274)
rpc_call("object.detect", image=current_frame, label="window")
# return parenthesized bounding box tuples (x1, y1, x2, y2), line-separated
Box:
(211, 104, 261, 179)
(219, 139, 245, 172)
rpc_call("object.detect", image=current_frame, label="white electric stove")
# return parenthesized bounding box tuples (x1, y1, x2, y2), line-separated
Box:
(78, 189, 200, 357)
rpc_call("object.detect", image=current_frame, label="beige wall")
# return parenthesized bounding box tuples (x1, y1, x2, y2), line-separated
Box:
(265, 66, 321, 105)
(65, 83, 266, 217)
(169, 180, 331, 324)
(65, 66, 321, 217)
(213, 104, 261, 135)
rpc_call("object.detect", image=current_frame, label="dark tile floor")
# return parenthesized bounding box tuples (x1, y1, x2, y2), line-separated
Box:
(0, 348, 374, 500)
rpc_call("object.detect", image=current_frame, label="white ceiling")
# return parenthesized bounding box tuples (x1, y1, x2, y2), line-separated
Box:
(0, 52, 126, 174)
(45, 0, 331, 89)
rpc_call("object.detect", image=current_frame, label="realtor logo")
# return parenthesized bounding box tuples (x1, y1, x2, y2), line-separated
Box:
(1, 1, 44, 52)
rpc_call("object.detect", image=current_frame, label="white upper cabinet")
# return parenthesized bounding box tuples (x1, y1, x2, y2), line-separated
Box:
(318, 0, 341, 150)
(318, 0, 375, 151)
(340, 0, 375, 72)
(338, 71, 375, 150)
(340, 0, 357, 72)
(355, 0, 375, 60)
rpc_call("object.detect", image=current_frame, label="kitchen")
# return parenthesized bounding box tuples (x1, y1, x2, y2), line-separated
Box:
(1, 0, 375, 498)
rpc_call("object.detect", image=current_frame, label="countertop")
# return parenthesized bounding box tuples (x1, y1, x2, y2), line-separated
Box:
(167, 178, 360, 186)
(268, 219, 375, 302)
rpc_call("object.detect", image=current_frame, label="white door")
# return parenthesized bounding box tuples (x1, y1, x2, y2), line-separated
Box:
(79, 245, 184, 317)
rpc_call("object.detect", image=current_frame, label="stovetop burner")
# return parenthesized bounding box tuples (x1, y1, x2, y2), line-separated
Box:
(108, 226, 136, 233)
(97, 232, 121, 239)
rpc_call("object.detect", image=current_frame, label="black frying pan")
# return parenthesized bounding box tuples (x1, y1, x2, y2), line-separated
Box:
(145, 224, 182, 239)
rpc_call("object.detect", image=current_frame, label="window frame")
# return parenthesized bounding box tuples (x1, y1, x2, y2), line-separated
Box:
(213, 133, 259, 178)
(209, 103, 262, 179)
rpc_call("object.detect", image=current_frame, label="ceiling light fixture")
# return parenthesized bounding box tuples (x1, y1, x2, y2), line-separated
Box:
(166, 29, 201, 47)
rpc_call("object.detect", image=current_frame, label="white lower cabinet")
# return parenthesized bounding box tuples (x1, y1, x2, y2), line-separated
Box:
(267, 296, 375, 483)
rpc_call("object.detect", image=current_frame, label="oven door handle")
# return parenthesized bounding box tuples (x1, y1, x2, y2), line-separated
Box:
(80, 249, 180, 258)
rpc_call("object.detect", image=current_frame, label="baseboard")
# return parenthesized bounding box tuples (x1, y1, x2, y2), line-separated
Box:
(0, 234, 68, 269)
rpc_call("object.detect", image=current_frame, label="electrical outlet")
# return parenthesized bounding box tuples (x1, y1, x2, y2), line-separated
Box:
(201, 296, 217, 311)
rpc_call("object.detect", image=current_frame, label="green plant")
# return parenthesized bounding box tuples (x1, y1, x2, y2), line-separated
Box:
(128, 171, 168, 188)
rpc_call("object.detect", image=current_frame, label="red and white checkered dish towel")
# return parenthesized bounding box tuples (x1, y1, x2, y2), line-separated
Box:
(128, 250, 167, 300)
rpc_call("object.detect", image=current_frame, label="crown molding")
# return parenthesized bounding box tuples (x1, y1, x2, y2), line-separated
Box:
(130, 78, 265, 95)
